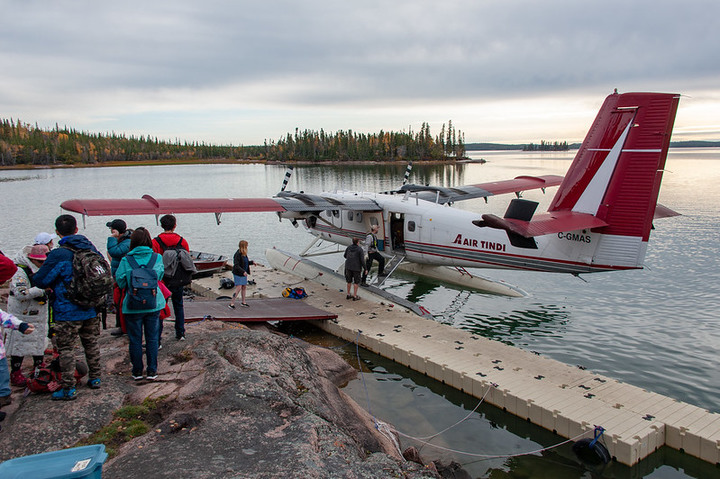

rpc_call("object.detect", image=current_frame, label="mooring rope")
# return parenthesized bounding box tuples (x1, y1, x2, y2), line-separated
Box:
(397, 428, 593, 460)
(348, 328, 595, 463)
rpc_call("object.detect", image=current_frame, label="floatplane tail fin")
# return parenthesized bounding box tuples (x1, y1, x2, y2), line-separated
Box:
(481, 92, 679, 256)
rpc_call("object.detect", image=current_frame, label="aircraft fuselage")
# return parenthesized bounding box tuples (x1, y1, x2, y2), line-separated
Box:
(298, 191, 644, 275)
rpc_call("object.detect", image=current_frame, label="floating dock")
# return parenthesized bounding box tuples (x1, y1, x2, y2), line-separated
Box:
(190, 255, 720, 467)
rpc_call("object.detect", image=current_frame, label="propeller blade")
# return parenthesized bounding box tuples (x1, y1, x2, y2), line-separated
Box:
(402, 161, 413, 185)
(281, 165, 294, 192)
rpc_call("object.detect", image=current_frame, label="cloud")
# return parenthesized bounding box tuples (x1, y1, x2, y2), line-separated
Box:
(1, 0, 718, 144)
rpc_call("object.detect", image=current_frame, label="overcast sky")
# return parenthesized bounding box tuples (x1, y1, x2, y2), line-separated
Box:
(2, 1, 718, 146)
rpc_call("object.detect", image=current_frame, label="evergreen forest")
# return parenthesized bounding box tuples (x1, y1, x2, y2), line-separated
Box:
(0, 118, 466, 166)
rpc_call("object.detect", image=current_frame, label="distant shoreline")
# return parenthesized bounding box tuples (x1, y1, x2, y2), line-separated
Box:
(0, 157, 475, 171)
(1, 143, 718, 172)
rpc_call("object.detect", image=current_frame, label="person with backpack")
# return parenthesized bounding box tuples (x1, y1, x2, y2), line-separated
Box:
(343, 237, 365, 301)
(115, 227, 166, 381)
(152, 214, 195, 341)
(31, 215, 107, 401)
(361, 224, 386, 286)
(4, 244, 50, 387)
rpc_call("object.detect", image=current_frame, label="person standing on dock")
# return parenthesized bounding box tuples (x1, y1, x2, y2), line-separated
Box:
(343, 237, 365, 300)
(361, 224, 385, 286)
(152, 214, 192, 341)
(229, 240, 255, 309)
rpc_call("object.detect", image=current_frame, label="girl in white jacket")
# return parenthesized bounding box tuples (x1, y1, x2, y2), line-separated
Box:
(4, 244, 50, 387)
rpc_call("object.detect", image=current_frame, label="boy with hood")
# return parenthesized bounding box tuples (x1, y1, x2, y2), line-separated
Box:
(33, 214, 103, 400)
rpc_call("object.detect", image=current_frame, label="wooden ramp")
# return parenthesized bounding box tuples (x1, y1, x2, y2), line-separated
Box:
(183, 298, 337, 323)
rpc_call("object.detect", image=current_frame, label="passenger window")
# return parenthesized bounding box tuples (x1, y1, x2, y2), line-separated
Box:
(407, 221, 416, 232)
(333, 210, 339, 218)
(356, 212, 363, 222)
(347, 211, 354, 221)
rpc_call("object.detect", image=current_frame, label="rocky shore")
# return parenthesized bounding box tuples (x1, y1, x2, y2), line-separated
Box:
(0, 319, 449, 478)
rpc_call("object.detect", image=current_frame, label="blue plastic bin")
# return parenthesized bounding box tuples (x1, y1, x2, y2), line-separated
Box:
(0, 444, 108, 479)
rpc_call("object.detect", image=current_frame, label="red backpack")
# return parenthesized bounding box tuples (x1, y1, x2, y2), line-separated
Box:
(26, 358, 87, 393)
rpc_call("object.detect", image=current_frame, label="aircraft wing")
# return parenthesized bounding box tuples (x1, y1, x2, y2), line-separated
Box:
(61, 193, 382, 217)
(398, 174, 563, 204)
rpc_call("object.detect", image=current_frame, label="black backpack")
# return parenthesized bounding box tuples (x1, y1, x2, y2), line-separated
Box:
(62, 245, 113, 309)
(155, 236, 194, 289)
(125, 254, 159, 311)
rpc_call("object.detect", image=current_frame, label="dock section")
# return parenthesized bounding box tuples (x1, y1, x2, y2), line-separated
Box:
(190, 261, 720, 467)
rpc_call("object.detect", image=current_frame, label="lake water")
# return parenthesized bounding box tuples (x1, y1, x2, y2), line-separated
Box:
(1, 149, 718, 478)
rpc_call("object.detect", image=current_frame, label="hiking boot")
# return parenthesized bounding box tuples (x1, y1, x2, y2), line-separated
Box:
(87, 378, 101, 389)
(146, 372, 158, 380)
(10, 370, 27, 387)
(0, 395, 11, 408)
(51, 388, 78, 401)
(132, 374, 143, 381)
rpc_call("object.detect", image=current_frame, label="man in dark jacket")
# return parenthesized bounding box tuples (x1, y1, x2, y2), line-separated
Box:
(33, 214, 103, 400)
(343, 237, 366, 300)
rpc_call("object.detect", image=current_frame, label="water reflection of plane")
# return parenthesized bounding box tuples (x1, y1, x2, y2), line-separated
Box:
(460, 305, 570, 345)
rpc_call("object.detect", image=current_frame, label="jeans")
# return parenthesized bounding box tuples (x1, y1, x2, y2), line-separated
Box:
(362, 252, 386, 282)
(0, 357, 10, 398)
(170, 285, 185, 338)
(125, 311, 160, 376)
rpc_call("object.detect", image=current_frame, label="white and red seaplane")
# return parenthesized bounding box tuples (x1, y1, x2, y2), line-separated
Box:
(61, 91, 680, 296)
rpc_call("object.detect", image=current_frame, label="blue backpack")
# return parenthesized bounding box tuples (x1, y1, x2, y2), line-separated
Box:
(125, 254, 159, 311)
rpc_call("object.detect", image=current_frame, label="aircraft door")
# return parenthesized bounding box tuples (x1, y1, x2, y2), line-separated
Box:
(402, 213, 422, 260)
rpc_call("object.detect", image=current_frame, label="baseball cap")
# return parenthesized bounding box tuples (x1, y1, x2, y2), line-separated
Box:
(34, 232, 58, 245)
(106, 219, 127, 233)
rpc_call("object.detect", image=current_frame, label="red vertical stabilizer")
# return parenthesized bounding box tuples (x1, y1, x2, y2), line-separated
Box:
(549, 92, 679, 242)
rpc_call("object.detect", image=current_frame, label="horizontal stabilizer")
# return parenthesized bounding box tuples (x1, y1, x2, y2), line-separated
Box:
(480, 211, 608, 238)
(654, 204, 681, 219)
